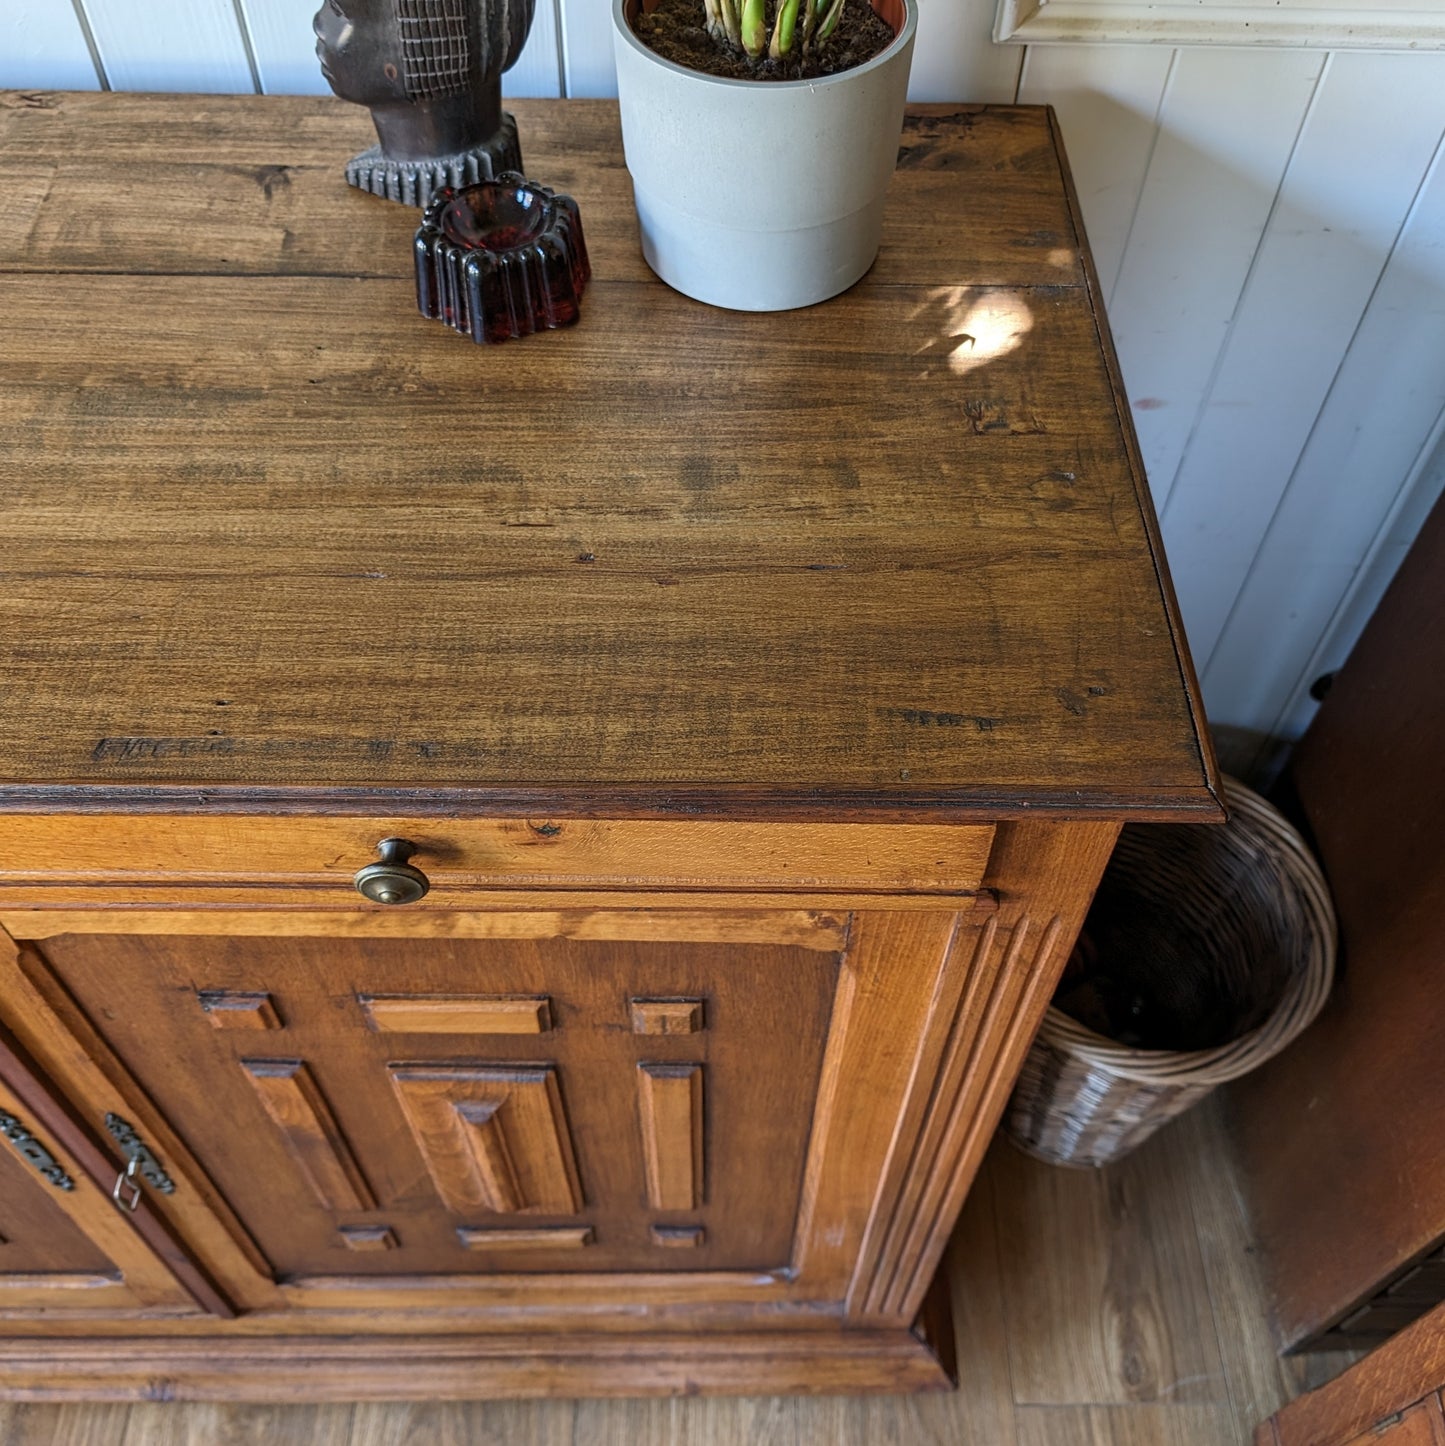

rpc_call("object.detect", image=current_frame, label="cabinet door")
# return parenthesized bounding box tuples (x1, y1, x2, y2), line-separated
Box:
(20, 915, 840, 1285)
(0, 1035, 223, 1317)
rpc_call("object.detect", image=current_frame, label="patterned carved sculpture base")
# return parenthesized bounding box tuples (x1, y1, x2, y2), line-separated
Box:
(345, 114, 523, 208)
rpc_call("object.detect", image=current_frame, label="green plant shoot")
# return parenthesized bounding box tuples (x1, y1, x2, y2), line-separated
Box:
(704, 0, 852, 60)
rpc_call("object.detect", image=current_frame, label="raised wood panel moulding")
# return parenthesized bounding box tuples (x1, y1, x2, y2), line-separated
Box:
(652, 1225, 705, 1248)
(637, 1063, 704, 1212)
(198, 990, 281, 1030)
(631, 999, 704, 1035)
(239, 1059, 376, 1213)
(0, 1272, 116, 1290)
(360, 995, 552, 1035)
(389, 1064, 583, 1216)
(1, 908, 852, 950)
(457, 1226, 594, 1250)
(338, 1226, 397, 1252)
(996, 0, 1445, 48)
(276, 1266, 794, 1316)
(0, 1280, 143, 1313)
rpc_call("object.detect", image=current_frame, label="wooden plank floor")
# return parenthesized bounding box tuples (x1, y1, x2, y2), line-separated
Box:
(0, 1095, 1357, 1444)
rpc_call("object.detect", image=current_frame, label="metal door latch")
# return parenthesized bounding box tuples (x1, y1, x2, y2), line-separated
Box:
(112, 1155, 143, 1212)
(104, 1113, 176, 1196)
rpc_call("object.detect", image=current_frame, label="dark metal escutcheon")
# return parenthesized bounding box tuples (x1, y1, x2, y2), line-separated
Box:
(354, 837, 430, 905)
(0, 1109, 74, 1191)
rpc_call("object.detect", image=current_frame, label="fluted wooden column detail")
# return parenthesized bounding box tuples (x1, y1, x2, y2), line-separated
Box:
(846, 819, 1121, 1325)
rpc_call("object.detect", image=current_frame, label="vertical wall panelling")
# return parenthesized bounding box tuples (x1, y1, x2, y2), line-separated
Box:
(237, 0, 328, 94)
(503, 0, 564, 99)
(1203, 134, 1445, 735)
(1160, 51, 1445, 672)
(1108, 48, 1323, 504)
(909, 0, 1022, 104)
(237, 0, 563, 97)
(1016, 44, 1174, 298)
(559, 0, 616, 97)
(0, 4, 102, 90)
(1268, 428, 1445, 746)
(80, 0, 257, 93)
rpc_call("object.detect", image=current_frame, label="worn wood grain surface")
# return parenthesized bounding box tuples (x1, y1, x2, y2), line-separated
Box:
(0, 93, 1214, 819)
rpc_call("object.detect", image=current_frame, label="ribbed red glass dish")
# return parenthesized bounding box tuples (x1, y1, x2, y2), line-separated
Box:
(414, 174, 590, 344)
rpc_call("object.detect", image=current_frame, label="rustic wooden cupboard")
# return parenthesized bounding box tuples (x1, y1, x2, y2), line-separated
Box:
(0, 92, 1219, 1399)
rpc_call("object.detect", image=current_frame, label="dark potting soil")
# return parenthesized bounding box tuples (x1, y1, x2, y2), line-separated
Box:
(632, 0, 896, 82)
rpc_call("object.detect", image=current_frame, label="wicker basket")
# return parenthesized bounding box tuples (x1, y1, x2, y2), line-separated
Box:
(1003, 776, 1336, 1168)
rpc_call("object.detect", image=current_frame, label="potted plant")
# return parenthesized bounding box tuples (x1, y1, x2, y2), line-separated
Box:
(611, 0, 917, 311)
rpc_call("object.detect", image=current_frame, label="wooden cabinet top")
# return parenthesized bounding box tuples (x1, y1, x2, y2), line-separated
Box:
(0, 92, 1217, 821)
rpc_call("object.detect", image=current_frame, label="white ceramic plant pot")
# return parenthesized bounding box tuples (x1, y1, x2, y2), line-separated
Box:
(612, 0, 917, 311)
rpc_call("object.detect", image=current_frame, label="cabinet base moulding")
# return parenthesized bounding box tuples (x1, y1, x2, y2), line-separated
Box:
(0, 1325, 956, 1402)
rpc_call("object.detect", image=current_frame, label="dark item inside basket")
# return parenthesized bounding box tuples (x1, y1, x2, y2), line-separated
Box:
(1054, 820, 1297, 1053)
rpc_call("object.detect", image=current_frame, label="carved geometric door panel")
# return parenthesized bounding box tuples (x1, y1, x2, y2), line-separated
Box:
(25, 922, 840, 1282)
(389, 1064, 583, 1217)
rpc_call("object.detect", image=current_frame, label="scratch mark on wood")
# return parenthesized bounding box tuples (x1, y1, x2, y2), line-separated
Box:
(885, 708, 1004, 732)
(252, 164, 293, 201)
(962, 400, 1046, 436)
(92, 737, 237, 762)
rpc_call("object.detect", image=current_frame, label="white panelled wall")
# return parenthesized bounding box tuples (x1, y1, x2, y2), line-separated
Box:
(5, 0, 1445, 768)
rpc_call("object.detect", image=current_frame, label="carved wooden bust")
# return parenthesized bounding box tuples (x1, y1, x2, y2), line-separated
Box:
(313, 0, 536, 206)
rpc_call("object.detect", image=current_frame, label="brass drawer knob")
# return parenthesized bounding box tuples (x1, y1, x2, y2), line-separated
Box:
(354, 838, 430, 906)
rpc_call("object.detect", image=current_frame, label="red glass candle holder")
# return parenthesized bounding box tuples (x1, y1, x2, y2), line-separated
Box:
(414, 174, 591, 345)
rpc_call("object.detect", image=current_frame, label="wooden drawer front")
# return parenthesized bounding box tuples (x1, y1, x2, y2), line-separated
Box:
(0, 817, 995, 898)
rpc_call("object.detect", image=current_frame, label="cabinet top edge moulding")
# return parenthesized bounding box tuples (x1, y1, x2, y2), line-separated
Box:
(0, 94, 1220, 826)
(995, 0, 1445, 49)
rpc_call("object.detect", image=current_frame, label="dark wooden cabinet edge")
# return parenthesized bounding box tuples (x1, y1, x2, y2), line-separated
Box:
(0, 784, 1226, 823)
(1046, 103, 1224, 828)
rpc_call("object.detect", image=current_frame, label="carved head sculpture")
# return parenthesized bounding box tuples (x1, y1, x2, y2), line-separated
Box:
(314, 0, 537, 205)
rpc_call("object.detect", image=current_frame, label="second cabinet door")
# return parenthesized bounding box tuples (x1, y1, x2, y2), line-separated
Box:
(30, 919, 840, 1281)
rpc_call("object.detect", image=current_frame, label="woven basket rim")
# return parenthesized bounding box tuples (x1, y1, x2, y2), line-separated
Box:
(1036, 777, 1337, 1088)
